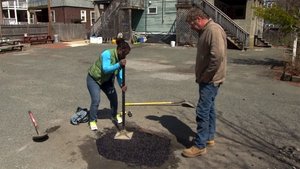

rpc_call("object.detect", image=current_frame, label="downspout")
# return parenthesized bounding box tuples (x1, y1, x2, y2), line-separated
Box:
(0, 0, 3, 25)
(0, 0, 2, 37)
(47, 0, 52, 36)
(63, 0, 66, 23)
(161, 0, 164, 24)
(292, 32, 298, 66)
(145, 0, 147, 35)
(14, 1, 18, 23)
(26, 0, 30, 24)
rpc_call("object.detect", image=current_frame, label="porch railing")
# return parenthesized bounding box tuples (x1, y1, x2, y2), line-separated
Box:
(90, 0, 122, 38)
(28, 0, 47, 8)
(2, 1, 28, 9)
(195, 0, 249, 48)
(121, 0, 144, 9)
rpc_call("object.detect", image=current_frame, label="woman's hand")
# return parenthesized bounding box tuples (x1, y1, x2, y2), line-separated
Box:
(119, 59, 126, 68)
(121, 85, 127, 92)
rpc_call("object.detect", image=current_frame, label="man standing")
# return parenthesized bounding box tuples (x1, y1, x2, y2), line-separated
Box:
(182, 7, 227, 158)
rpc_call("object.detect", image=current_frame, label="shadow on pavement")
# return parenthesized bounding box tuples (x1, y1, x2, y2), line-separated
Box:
(216, 111, 300, 168)
(229, 58, 285, 67)
(146, 115, 195, 148)
(97, 108, 112, 119)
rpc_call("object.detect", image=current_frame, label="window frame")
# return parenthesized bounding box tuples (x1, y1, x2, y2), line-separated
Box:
(81, 10, 87, 23)
(147, 6, 157, 15)
(90, 11, 95, 26)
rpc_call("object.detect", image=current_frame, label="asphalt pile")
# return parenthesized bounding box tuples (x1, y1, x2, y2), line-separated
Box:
(96, 127, 171, 167)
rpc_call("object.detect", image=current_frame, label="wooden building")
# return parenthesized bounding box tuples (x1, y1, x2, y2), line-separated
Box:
(1, 0, 29, 24)
(91, 0, 176, 41)
(28, 0, 94, 30)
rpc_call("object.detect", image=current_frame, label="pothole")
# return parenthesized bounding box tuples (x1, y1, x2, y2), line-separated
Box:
(96, 125, 178, 167)
(279, 145, 300, 163)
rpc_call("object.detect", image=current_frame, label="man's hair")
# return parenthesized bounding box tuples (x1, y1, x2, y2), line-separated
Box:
(186, 7, 209, 23)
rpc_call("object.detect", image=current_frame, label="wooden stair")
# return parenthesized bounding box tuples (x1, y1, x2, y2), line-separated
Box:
(225, 30, 246, 50)
(254, 35, 272, 48)
(194, 0, 250, 50)
(91, 0, 145, 40)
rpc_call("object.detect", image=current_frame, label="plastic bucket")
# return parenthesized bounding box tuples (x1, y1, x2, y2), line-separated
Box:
(138, 37, 144, 43)
(90, 37, 102, 44)
(171, 41, 175, 47)
(54, 34, 59, 43)
(112, 39, 116, 44)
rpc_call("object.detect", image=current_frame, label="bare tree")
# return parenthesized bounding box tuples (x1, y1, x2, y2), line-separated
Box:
(0, 0, 3, 38)
(276, 0, 300, 10)
(281, 0, 300, 66)
(256, 0, 300, 69)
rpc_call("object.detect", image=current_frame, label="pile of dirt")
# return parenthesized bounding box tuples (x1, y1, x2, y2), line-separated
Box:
(285, 65, 300, 76)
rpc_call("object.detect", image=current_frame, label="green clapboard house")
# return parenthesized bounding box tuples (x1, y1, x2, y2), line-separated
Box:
(91, 0, 269, 50)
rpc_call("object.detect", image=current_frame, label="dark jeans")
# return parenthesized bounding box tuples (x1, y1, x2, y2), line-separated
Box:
(194, 83, 219, 149)
(86, 74, 118, 122)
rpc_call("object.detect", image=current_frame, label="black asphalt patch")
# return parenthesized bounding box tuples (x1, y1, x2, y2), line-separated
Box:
(96, 126, 174, 167)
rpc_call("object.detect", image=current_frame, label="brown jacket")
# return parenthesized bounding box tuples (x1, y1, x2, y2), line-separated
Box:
(195, 20, 227, 84)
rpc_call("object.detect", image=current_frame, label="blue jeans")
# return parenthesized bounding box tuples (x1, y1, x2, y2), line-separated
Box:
(194, 83, 219, 148)
(86, 74, 118, 122)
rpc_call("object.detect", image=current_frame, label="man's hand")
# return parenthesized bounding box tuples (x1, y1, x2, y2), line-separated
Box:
(121, 85, 127, 92)
(119, 59, 126, 68)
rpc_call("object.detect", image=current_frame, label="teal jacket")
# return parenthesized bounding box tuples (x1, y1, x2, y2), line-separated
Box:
(88, 49, 123, 86)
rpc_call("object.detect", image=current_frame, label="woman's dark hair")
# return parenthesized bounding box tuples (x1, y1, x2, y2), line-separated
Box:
(116, 38, 131, 53)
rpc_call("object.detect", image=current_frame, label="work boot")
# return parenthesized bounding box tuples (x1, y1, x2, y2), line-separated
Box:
(182, 146, 207, 158)
(207, 140, 215, 147)
(89, 121, 98, 131)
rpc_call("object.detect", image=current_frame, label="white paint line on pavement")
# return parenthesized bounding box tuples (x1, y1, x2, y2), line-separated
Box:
(17, 142, 32, 153)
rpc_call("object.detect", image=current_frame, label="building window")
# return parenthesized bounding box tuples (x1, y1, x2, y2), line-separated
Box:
(81, 10, 87, 22)
(148, 7, 157, 14)
(214, 0, 246, 19)
(90, 11, 95, 26)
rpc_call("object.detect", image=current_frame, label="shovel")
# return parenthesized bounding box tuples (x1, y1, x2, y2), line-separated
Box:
(114, 66, 133, 140)
(125, 100, 195, 108)
(28, 111, 49, 142)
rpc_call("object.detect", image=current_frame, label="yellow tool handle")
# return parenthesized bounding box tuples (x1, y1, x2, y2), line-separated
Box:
(125, 102, 174, 106)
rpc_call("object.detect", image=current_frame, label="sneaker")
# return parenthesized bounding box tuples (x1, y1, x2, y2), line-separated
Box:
(207, 140, 215, 147)
(182, 146, 207, 158)
(89, 121, 98, 131)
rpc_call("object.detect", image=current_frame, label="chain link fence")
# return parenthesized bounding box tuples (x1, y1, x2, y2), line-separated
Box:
(176, 7, 198, 46)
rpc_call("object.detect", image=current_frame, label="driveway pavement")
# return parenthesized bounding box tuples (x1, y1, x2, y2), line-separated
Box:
(0, 42, 299, 169)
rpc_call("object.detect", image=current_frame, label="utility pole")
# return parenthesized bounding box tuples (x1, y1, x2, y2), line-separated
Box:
(0, 0, 3, 37)
(48, 0, 52, 36)
(0, 0, 3, 24)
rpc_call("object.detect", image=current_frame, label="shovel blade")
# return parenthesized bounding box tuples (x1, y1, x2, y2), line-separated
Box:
(32, 133, 49, 142)
(181, 101, 195, 108)
(114, 130, 133, 140)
